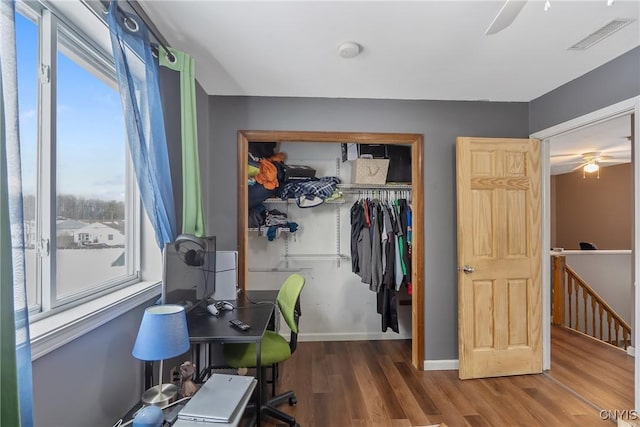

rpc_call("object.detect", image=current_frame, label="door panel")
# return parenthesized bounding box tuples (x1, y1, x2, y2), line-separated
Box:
(457, 137, 542, 379)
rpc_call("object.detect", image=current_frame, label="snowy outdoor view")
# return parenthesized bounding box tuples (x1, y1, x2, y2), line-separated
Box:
(16, 12, 129, 308)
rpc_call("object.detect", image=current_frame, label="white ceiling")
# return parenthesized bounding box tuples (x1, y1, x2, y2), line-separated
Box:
(139, 0, 639, 102)
(138, 0, 638, 171)
(549, 114, 633, 174)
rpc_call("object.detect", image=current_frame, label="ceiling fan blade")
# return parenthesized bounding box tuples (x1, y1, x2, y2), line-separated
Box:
(601, 150, 632, 157)
(551, 153, 581, 159)
(485, 0, 527, 35)
(599, 158, 631, 163)
(557, 160, 587, 165)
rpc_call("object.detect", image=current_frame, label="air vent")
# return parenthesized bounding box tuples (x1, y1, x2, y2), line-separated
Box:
(568, 18, 635, 50)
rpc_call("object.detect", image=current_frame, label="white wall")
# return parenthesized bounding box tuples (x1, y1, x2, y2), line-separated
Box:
(562, 250, 632, 325)
(248, 142, 412, 340)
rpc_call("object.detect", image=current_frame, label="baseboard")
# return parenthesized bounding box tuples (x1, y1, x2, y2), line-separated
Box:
(627, 346, 635, 357)
(298, 332, 411, 342)
(424, 359, 459, 371)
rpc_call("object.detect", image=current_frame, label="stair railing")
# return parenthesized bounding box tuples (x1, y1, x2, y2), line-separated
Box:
(552, 255, 631, 350)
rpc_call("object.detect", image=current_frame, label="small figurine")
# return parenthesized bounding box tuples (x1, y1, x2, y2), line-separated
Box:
(179, 361, 199, 397)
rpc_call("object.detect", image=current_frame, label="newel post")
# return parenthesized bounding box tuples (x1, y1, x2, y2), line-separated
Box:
(552, 255, 566, 326)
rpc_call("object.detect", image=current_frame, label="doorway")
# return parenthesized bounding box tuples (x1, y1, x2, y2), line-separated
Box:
(236, 130, 425, 369)
(548, 113, 634, 410)
(533, 96, 640, 410)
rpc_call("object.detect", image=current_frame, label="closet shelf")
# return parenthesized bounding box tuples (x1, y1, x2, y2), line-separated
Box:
(337, 183, 412, 191)
(262, 197, 345, 205)
(248, 227, 295, 232)
(249, 267, 311, 273)
(281, 254, 350, 261)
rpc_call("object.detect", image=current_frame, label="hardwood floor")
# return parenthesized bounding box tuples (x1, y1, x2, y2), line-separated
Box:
(256, 334, 629, 426)
(548, 325, 634, 414)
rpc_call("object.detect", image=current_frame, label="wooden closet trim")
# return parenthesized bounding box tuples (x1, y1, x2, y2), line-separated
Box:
(237, 130, 424, 370)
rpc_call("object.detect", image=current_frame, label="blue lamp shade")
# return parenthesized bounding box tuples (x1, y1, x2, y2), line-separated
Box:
(132, 305, 190, 361)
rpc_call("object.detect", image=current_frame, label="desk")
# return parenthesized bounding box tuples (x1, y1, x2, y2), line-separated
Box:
(185, 290, 278, 427)
(119, 379, 256, 427)
(173, 377, 256, 427)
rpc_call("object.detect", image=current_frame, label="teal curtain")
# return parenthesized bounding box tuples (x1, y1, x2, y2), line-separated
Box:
(0, 1, 34, 425)
(160, 48, 206, 237)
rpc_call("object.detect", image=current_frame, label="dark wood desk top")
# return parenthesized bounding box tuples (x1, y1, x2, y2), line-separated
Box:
(184, 290, 278, 427)
(185, 290, 278, 343)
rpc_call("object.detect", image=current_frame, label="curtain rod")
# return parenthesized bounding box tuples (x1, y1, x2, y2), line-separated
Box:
(99, 0, 175, 62)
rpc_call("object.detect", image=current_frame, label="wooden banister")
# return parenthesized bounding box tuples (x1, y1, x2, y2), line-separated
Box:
(552, 256, 565, 325)
(551, 255, 631, 350)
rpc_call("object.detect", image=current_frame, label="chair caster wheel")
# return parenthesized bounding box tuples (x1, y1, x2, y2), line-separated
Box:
(288, 396, 297, 406)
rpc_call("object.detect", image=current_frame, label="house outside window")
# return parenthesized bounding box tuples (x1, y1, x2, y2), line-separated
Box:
(15, 2, 140, 316)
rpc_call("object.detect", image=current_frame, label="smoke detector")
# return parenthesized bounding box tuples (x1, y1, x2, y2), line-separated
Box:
(338, 41, 361, 58)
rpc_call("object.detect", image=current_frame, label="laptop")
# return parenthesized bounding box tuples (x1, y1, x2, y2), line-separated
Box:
(177, 374, 255, 423)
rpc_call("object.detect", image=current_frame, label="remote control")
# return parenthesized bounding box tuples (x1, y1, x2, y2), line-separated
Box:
(229, 319, 250, 331)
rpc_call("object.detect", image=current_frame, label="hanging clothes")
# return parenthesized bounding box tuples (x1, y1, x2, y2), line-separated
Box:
(369, 200, 384, 292)
(391, 200, 403, 290)
(349, 194, 411, 333)
(350, 201, 364, 275)
(378, 203, 399, 332)
(359, 199, 373, 285)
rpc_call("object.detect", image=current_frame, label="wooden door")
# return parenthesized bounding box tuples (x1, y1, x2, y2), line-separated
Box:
(456, 137, 542, 379)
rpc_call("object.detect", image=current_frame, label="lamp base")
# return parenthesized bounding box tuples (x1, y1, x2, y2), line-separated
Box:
(141, 383, 178, 407)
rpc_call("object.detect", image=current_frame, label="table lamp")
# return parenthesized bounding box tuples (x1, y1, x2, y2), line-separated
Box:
(132, 304, 190, 406)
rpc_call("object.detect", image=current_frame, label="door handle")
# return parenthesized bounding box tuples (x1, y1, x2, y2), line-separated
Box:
(458, 265, 475, 274)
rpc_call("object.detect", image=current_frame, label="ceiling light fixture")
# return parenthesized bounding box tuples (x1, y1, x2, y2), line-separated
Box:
(544, 0, 551, 11)
(583, 160, 600, 179)
(337, 41, 361, 59)
(607, 0, 614, 6)
(583, 162, 599, 173)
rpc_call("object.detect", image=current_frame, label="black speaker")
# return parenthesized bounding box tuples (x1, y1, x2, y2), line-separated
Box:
(174, 234, 206, 267)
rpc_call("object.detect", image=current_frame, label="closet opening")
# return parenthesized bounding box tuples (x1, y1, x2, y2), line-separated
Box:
(237, 131, 424, 370)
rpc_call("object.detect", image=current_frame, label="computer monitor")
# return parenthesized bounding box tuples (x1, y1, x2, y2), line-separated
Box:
(162, 235, 216, 311)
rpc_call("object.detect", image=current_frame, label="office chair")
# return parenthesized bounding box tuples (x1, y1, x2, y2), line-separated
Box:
(579, 242, 598, 250)
(223, 274, 305, 427)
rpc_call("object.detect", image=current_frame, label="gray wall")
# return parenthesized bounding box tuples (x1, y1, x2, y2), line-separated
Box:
(206, 96, 529, 359)
(32, 301, 153, 427)
(160, 67, 184, 230)
(529, 46, 640, 133)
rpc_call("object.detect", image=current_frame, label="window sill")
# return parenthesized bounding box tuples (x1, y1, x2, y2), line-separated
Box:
(29, 281, 161, 361)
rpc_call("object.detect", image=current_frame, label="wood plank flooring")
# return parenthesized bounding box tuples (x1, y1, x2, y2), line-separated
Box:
(548, 325, 633, 414)
(256, 332, 632, 427)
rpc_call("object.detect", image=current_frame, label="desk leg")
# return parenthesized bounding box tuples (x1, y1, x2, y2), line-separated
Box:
(256, 339, 262, 427)
(192, 344, 201, 381)
(144, 361, 153, 391)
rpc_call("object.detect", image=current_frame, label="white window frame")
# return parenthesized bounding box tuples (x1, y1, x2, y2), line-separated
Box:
(17, 1, 143, 322)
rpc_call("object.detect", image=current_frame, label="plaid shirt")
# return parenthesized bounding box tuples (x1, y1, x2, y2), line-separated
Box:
(278, 176, 341, 200)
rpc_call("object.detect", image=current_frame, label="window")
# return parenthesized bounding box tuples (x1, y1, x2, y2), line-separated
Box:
(15, 3, 139, 317)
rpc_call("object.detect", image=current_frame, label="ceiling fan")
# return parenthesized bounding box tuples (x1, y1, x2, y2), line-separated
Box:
(551, 150, 631, 177)
(485, 0, 528, 35)
(551, 150, 631, 166)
